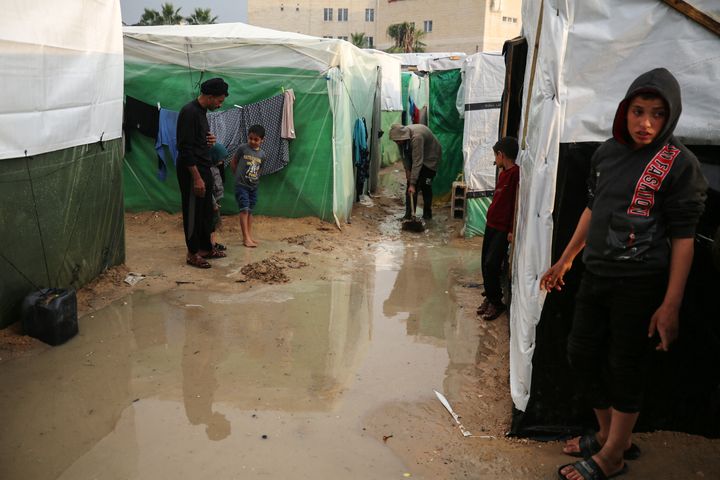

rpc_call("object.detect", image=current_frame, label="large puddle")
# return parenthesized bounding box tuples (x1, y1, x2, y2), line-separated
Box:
(0, 240, 482, 479)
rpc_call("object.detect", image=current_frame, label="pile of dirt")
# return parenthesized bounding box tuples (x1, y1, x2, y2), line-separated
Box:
(240, 255, 308, 284)
(282, 234, 335, 252)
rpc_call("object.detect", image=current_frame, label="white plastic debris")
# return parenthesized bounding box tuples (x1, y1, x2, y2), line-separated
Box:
(434, 390, 472, 437)
(124, 272, 145, 286)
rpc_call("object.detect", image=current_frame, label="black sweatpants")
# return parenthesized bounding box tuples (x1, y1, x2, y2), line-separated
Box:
(177, 163, 214, 255)
(406, 165, 435, 218)
(567, 270, 667, 413)
(481, 225, 509, 305)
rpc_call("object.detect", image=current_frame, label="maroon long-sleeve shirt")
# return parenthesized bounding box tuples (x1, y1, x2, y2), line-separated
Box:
(486, 164, 519, 233)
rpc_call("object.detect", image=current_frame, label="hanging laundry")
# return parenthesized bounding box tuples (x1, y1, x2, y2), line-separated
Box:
(210, 94, 291, 177)
(155, 108, 179, 181)
(353, 117, 369, 200)
(208, 107, 243, 159)
(408, 96, 417, 125)
(124, 96, 159, 153)
(281, 89, 296, 139)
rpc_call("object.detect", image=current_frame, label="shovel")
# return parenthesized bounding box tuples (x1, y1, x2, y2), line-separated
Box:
(402, 191, 425, 233)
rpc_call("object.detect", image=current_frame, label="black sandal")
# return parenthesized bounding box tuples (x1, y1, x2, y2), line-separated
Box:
(214, 243, 227, 251)
(566, 434, 641, 460)
(558, 458, 628, 480)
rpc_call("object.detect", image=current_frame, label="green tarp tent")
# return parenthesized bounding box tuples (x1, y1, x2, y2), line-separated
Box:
(122, 24, 381, 225)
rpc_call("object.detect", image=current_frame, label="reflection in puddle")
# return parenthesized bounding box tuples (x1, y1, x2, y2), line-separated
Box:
(0, 242, 482, 480)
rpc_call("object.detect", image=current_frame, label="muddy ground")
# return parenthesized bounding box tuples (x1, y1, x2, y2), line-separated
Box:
(1, 167, 718, 479)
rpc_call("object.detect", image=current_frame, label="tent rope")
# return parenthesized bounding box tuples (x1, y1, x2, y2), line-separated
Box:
(24, 152, 52, 287)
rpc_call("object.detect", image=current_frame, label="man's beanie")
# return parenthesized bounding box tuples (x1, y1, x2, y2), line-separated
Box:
(492, 136, 519, 159)
(201, 77, 229, 96)
(389, 124, 411, 141)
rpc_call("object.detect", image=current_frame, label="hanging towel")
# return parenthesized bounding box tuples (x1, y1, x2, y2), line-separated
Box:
(281, 89, 296, 139)
(353, 117, 370, 200)
(155, 108, 179, 181)
(124, 96, 159, 153)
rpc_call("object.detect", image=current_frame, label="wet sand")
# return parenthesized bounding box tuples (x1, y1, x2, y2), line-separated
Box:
(1, 167, 718, 479)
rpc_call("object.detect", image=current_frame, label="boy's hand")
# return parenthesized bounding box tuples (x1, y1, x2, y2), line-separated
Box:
(206, 133, 217, 147)
(507, 232, 514, 243)
(540, 260, 572, 292)
(648, 303, 680, 351)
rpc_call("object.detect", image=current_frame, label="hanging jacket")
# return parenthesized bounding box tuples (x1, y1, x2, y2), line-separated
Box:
(155, 108, 179, 181)
(583, 68, 707, 277)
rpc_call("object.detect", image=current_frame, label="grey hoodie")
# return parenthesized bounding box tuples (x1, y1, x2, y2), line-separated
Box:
(583, 68, 707, 277)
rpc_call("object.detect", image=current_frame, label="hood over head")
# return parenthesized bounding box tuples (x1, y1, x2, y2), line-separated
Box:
(612, 68, 681, 148)
(389, 124, 411, 141)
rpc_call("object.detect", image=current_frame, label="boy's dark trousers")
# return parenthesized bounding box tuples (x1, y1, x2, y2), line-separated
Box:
(481, 225, 509, 305)
(405, 165, 436, 219)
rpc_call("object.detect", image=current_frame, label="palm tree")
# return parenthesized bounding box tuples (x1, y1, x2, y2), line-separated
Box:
(186, 8, 218, 25)
(137, 3, 184, 25)
(350, 32, 367, 48)
(138, 8, 161, 26)
(386, 22, 426, 53)
(159, 3, 184, 24)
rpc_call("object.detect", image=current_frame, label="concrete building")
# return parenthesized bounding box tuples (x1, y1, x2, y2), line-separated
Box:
(247, 0, 522, 54)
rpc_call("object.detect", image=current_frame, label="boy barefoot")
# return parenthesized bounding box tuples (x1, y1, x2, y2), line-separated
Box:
(230, 125, 266, 248)
(541, 68, 706, 480)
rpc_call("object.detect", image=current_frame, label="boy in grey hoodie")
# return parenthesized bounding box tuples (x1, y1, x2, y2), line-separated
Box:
(541, 68, 707, 479)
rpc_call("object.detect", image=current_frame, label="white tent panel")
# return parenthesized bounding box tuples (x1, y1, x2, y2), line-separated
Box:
(560, 2, 720, 145)
(0, 0, 123, 159)
(367, 50, 403, 111)
(458, 53, 506, 192)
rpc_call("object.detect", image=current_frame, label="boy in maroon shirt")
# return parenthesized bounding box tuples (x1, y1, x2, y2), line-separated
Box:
(477, 136, 520, 321)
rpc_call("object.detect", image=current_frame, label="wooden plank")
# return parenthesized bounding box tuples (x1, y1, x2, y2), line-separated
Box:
(661, 0, 720, 37)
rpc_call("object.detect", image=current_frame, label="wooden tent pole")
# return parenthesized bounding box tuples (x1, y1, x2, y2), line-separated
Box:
(661, 0, 720, 37)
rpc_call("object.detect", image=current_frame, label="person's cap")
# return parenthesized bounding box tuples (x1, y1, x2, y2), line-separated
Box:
(389, 124, 411, 141)
(201, 77, 229, 96)
(492, 136, 519, 159)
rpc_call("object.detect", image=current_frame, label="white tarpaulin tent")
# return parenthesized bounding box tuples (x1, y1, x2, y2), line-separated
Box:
(456, 52, 506, 237)
(0, 0, 123, 159)
(510, 0, 720, 412)
(393, 52, 466, 72)
(123, 23, 381, 223)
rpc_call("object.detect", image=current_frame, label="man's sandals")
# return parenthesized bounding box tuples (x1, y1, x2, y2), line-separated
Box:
(186, 253, 211, 269)
(566, 434, 641, 460)
(202, 248, 227, 259)
(558, 457, 628, 480)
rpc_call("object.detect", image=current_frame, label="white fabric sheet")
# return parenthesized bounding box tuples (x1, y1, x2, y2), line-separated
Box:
(0, 0, 124, 159)
(458, 53, 506, 192)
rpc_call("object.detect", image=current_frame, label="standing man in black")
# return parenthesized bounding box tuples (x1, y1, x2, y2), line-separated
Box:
(177, 78, 229, 268)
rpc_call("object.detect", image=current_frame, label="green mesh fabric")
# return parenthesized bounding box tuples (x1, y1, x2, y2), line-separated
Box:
(0, 139, 125, 327)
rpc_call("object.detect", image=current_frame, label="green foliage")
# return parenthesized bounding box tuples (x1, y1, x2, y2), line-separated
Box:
(350, 32, 367, 48)
(186, 8, 218, 25)
(386, 22, 426, 53)
(136, 3, 217, 26)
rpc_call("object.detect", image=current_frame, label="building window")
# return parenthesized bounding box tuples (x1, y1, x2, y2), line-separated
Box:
(423, 20, 433, 33)
(366, 36, 374, 48)
(280, 3, 284, 11)
(502, 16, 518, 23)
(338, 8, 348, 22)
(323, 8, 333, 21)
(365, 8, 375, 22)
(490, 0, 502, 11)
(338, 35, 348, 41)
(322, 35, 333, 38)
